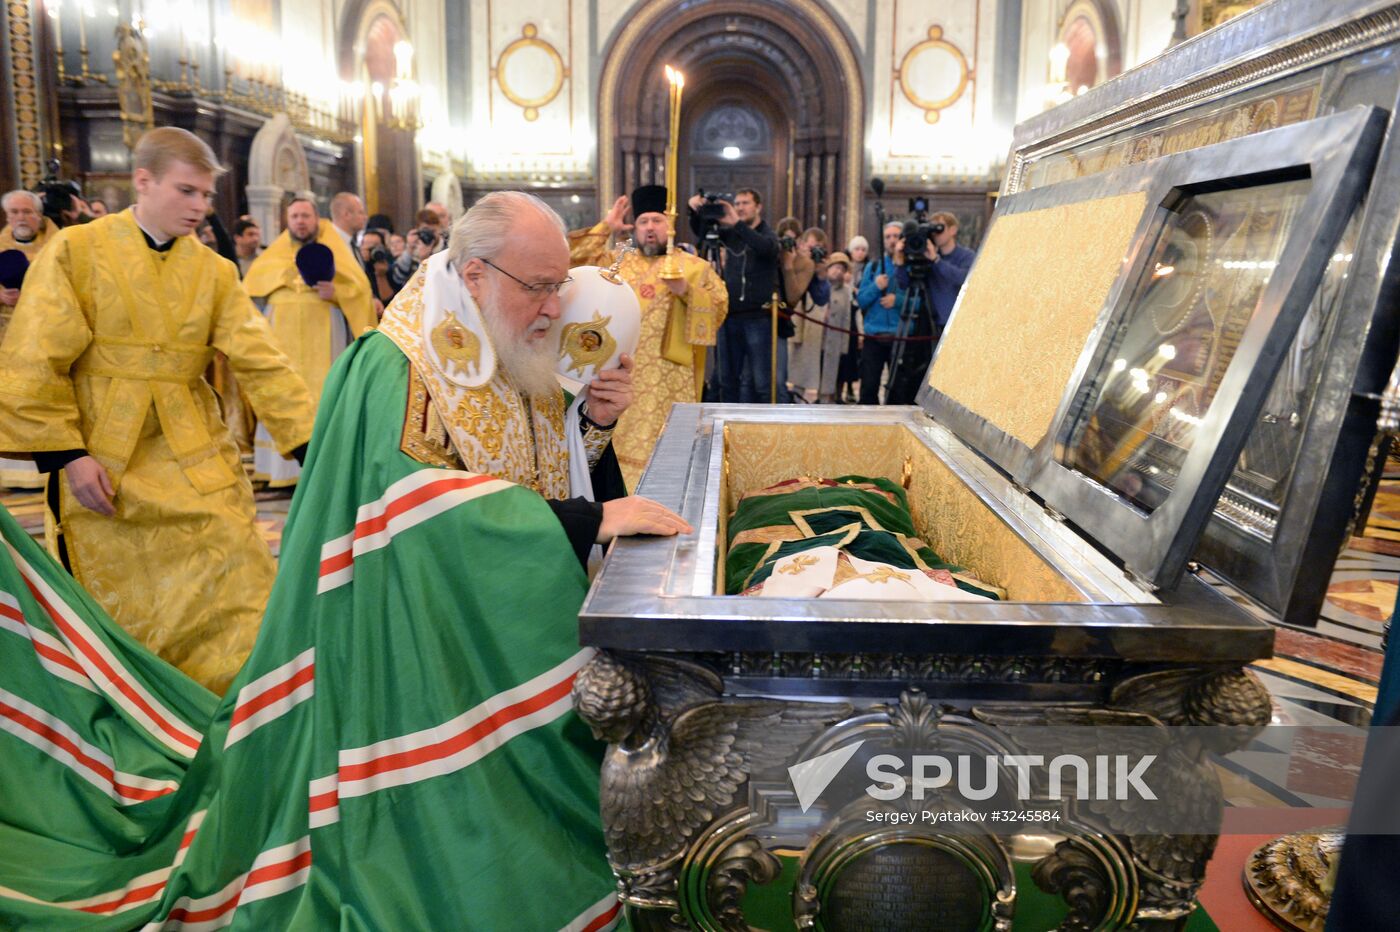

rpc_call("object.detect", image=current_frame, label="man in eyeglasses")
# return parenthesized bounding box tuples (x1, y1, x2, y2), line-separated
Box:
(152, 189, 684, 924)
(0, 191, 686, 928)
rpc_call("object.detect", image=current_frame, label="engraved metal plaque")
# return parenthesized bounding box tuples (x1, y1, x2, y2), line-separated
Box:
(823, 842, 988, 932)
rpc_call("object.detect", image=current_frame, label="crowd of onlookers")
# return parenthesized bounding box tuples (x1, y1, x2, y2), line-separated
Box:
(684, 189, 976, 405)
(211, 194, 454, 313)
(2, 178, 974, 407)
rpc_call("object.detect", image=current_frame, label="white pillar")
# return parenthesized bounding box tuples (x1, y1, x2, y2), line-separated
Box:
(246, 184, 285, 247)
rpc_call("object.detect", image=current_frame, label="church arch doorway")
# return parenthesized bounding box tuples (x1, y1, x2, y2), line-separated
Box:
(340, 0, 419, 231)
(598, 0, 864, 241)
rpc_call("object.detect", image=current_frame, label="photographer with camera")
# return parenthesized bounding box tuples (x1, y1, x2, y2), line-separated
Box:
(885, 210, 975, 403)
(359, 227, 396, 306)
(687, 188, 781, 403)
(782, 226, 831, 401)
(389, 208, 446, 291)
(855, 220, 910, 404)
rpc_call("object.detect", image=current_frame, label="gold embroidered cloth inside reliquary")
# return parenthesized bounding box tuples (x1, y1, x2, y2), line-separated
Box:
(719, 422, 1088, 604)
(927, 191, 1148, 450)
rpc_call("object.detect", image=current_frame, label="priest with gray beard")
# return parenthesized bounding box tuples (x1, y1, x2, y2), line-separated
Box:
(377, 190, 692, 565)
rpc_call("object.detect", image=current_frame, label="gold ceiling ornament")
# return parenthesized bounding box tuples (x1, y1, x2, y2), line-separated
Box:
(896, 25, 972, 125)
(493, 23, 567, 122)
(113, 23, 155, 151)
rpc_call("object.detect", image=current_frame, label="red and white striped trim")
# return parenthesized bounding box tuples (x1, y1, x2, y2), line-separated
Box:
(0, 686, 179, 804)
(306, 648, 593, 828)
(0, 589, 96, 693)
(142, 836, 311, 931)
(307, 773, 340, 829)
(3, 540, 202, 757)
(562, 893, 623, 932)
(317, 468, 512, 593)
(224, 648, 315, 749)
(0, 810, 204, 914)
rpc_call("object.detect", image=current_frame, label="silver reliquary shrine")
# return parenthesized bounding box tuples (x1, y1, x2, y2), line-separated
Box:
(573, 2, 1400, 928)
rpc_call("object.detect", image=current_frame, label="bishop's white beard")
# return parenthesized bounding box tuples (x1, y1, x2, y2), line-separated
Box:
(479, 280, 560, 399)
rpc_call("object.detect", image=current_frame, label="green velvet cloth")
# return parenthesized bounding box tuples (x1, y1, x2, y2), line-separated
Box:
(725, 475, 1000, 599)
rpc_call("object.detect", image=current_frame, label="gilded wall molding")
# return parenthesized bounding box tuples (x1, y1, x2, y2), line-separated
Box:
(1007, 3, 1400, 193)
(6, 0, 44, 186)
(492, 23, 567, 121)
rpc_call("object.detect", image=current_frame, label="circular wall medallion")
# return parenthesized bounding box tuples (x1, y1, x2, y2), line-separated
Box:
(494, 23, 567, 122)
(896, 26, 971, 125)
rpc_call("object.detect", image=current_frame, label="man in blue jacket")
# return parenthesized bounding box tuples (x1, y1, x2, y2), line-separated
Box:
(855, 221, 910, 404)
(888, 211, 975, 403)
(857, 214, 976, 404)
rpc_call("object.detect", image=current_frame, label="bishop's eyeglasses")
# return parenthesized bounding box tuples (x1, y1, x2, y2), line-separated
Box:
(481, 258, 572, 297)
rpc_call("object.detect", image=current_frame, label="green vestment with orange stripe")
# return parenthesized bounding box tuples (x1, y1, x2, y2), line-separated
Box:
(0, 317, 620, 927)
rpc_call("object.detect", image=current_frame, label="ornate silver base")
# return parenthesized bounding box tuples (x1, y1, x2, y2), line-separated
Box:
(574, 650, 1274, 930)
(1243, 828, 1343, 932)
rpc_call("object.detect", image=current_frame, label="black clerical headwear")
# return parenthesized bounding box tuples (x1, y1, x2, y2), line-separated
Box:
(0, 250, 29, 289)
(629, 185, 668, 220)
(295, 242, 336, 286)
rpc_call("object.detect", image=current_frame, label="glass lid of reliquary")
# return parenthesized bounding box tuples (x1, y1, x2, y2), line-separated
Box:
(921, 106, 1385, 591)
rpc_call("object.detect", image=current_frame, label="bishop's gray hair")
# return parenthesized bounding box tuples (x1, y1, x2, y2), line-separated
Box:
(448, 191, 566, 268)
(2, 190, 42, 212)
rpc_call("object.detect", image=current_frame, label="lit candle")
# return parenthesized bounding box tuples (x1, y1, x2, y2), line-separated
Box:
(659, 64, 685, 279)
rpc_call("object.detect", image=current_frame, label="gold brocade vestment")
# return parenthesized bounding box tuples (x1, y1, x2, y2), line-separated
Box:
(0, 220, 53, 487)
(0, 209, 316, 694)
(0, 219, 53, 344)
(241, 218, 376, 407)
(376, 261, 575, 496)
(568, 222, 727, 488)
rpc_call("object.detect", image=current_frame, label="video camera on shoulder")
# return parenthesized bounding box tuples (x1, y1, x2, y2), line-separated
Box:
(37, 159, 87, 228)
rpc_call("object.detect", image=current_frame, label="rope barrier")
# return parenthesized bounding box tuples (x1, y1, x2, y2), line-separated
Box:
(782, 305, 940, 343)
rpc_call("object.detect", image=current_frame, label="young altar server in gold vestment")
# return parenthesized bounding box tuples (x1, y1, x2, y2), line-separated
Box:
(243, 197, 375, 486)
(0, 127, 316, 694)
(569, 185, 727, 489)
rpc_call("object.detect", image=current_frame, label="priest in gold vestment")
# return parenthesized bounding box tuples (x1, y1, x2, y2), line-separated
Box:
(0, 190, 54, 488)
(0, 128, 316, 694)
(243, 197, 375, 486)
(0, 189, 54, 263)
(569, 185, 727, 488)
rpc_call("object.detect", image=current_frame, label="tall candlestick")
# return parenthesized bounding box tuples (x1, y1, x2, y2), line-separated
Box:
(52, 0, 67, 85)
(659, 64, 685, 280)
